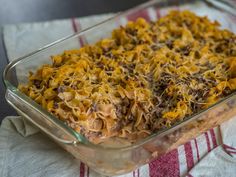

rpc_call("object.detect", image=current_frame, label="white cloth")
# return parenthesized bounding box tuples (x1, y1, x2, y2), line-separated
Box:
(189, 116, 236, 176)
(0, 116, 85, 177)
(1, 116, 236, 177)
(189, 146, 236, 177)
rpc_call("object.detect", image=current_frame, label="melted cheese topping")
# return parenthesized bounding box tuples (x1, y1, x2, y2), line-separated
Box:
(19, 10, 236, 144)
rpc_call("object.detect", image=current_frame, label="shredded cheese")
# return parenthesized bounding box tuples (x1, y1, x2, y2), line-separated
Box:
(19, 10, 236, 144)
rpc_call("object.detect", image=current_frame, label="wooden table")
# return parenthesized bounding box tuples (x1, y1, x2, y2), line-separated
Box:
(0, 0, 146, 120)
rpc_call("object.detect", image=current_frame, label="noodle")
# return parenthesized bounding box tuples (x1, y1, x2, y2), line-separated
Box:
(19, 10, 236, 143)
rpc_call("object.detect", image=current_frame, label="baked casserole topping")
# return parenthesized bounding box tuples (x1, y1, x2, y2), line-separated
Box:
(19, 10, 236, 143)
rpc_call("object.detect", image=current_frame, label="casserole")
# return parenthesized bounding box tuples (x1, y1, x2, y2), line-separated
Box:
(3, 0, 236, 175)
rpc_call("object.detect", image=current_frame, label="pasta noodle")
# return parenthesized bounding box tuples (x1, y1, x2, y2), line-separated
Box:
(19, 10, 236, 144)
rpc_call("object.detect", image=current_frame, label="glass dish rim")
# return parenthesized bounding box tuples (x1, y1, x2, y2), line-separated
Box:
(3, 0, 236, 150)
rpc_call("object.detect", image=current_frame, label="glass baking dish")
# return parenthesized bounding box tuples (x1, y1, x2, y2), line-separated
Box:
(3, 0, 236, 175)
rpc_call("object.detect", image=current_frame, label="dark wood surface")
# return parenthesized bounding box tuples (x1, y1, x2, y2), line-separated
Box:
(0, 0, 147, 120)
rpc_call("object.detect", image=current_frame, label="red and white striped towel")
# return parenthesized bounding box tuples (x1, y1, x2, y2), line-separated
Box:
(2, 1, 236, 177)
(118, 126, 222, 177)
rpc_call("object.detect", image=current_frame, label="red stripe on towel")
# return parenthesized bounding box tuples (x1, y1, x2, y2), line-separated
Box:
(225, 149, 236, 154)
(77, 20, 88, 46)
(71, 18, 78, 32)
(71, 18, 86, 46)
(127, 9, 150, 21)
(194, 138, 200, 162)
(86, 166, 89, 177)
(175, 5, 180, 11)
(149, 149, 179, 177)
(204, 132, 211, 152)
(210, 129, 217, 148)
(223, 144, 236, 151)
(156, 8, 161, 19)
(80, 162, 85, 177)
(184, 142, 194, 170)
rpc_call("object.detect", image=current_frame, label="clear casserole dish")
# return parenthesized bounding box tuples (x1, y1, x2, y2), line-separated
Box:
(3, 0, 236, 176)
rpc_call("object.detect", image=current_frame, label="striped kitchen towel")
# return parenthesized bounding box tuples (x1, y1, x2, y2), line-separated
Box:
(2, 1, 236, 177)
(1, 115, 236, 177)
(188, 116, 236, 177)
